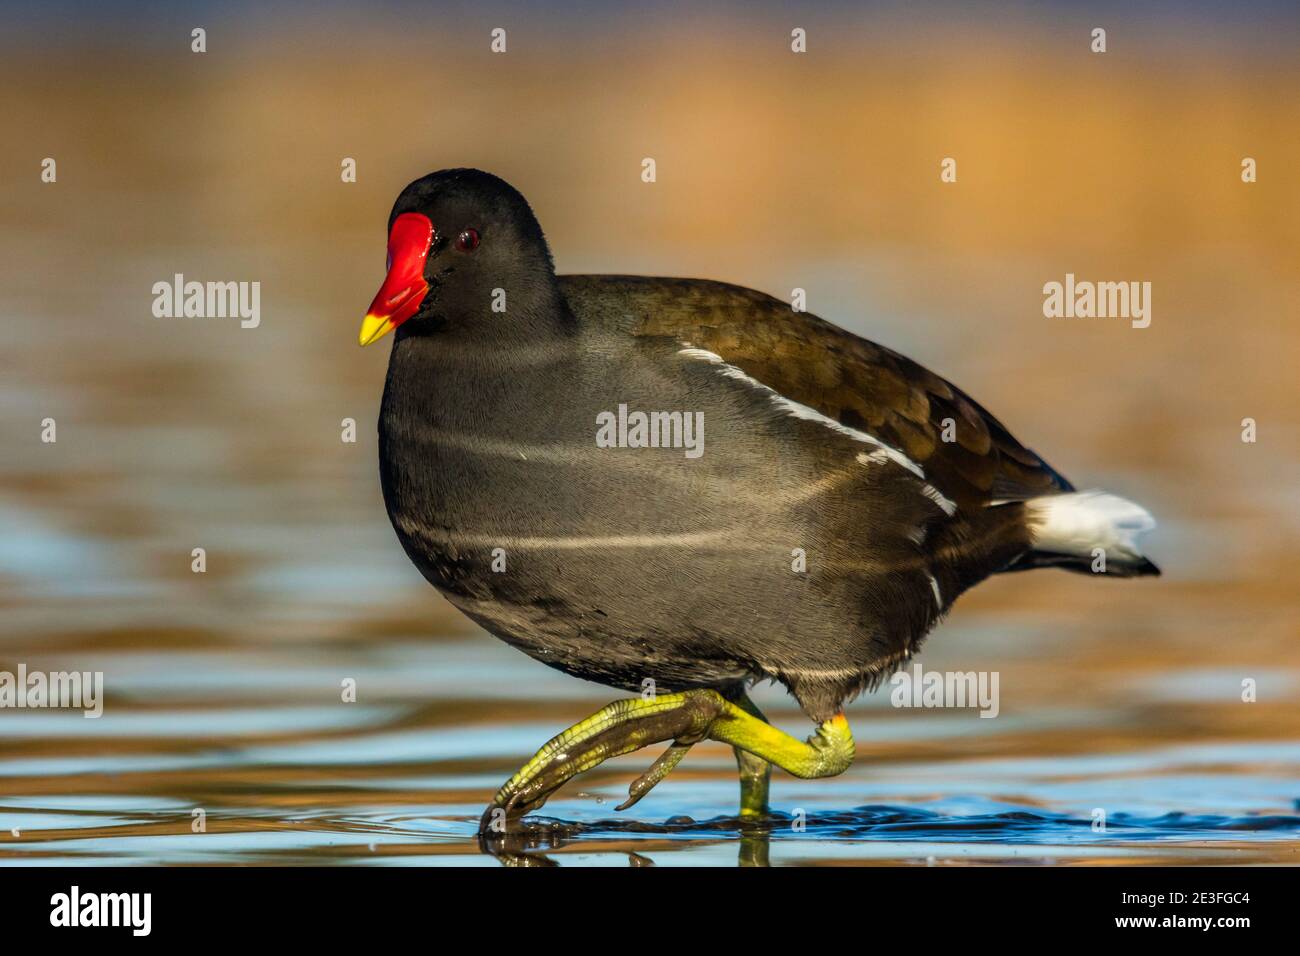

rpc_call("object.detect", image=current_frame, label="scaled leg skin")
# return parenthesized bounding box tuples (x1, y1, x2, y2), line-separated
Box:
(479, 688, 854, 833)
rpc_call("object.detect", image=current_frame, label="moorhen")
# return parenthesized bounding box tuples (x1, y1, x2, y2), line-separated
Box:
(358, 169, 1158, 831)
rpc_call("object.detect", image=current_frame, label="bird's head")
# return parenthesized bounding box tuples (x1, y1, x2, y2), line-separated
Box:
(358, 168, 555, 346)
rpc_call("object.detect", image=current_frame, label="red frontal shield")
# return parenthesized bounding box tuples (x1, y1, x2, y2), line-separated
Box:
(359, 212, 434, 346)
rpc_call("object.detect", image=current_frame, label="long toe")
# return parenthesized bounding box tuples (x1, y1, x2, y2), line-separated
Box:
(480, 690, 727, 833)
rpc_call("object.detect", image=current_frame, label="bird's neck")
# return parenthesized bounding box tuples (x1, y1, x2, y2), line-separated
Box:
(400, 277, 574, 354)
(384, 278, 583, 419)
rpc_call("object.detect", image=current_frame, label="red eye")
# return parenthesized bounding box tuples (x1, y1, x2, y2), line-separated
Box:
(455, 228, 480, 252)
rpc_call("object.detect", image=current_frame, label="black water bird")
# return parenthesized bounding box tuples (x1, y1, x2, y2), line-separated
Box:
(358, 168, 1159, 830)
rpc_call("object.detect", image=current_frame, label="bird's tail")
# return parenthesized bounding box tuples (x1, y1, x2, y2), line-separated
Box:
(1009, 490, 1160, 577)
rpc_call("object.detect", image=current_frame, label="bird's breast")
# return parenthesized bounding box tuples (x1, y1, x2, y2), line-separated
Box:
(375, 334, 829, 584)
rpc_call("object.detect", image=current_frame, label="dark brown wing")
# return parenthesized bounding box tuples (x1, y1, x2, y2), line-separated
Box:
(562, 275, 1072, 511)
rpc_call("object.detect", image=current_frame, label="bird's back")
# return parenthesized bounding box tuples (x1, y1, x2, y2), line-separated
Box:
(560, 273, 1075, 509)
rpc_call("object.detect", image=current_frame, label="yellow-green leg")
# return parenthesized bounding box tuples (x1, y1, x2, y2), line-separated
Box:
(730, 691, 772, 819)
(479, 688, 854, 833)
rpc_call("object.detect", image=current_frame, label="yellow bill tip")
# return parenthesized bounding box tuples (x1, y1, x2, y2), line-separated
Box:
(358, 314, 396, 347)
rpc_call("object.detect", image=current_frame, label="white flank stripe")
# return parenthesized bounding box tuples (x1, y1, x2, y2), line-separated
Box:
(679, 347, 926, 478)
(920, 483, 958, 516)
(855, 454, 957, 516)
(926, 573, 943, 610)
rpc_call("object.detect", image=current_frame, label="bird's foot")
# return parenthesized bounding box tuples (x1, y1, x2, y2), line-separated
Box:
(478, 689, 855, 834)
(479, 690, 721, 834)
